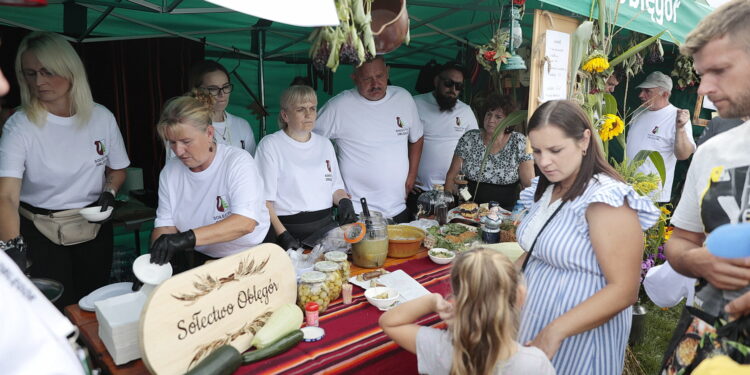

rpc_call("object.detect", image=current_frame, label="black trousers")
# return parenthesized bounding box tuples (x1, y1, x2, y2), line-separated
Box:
(21, 203, 114, 309)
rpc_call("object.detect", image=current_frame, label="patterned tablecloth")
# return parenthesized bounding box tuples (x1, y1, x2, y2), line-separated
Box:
(235, 256, 451, 374)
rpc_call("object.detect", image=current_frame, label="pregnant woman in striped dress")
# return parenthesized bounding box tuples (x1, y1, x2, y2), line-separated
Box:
(516, 100, 660, 374)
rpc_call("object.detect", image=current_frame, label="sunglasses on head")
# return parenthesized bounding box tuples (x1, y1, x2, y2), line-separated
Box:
(440, 77, 463, 91)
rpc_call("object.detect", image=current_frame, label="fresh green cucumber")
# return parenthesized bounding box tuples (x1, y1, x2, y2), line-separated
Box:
(184, 345, 241, 375)
(242, 329, 304, 364)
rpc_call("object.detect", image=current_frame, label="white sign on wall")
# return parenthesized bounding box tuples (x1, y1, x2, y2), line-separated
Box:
(541, 30, 571, 103)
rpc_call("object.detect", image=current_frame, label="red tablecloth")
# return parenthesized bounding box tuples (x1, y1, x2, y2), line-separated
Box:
(235, 257, 451, 374)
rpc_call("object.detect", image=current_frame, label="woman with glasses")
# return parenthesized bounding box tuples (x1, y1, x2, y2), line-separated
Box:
(0, 32, 130, 307)
(255, 85, 357, 250)
(165, 60, 256, 158)
(444, 93, 534, 210)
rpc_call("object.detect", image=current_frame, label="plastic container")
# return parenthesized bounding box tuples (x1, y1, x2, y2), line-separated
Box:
(305, 302, 319, 327)
(352, 211, 389, 268)
(314, 260, 343, 301)
(297, 271, 331, 313)
(324, 251, 350, 281)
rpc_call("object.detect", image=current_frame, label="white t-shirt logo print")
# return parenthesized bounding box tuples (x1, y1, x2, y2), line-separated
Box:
(216, 196, 229, 212)
(94, 140, 106, 155)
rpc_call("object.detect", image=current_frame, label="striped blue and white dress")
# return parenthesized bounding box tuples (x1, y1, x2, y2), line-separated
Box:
(517, 174, 659, 375)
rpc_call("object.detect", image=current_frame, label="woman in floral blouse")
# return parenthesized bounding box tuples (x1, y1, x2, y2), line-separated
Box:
(444, 93, 534, 209)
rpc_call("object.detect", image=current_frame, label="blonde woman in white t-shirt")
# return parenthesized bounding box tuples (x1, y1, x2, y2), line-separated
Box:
(0, 32, 130, 308)
(256, 85, 356, 250)
(150, 90, 269, 267)
(380, 248, 555, 375)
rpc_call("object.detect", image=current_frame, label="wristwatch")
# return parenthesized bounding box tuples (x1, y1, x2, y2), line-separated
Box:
(104, 187, 117, 196)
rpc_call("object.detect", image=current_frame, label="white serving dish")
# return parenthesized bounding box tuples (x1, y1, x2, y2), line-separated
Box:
(364, 287, 400, 311)
(79, 206, 114, 222)
(132, 254, 172, 285)
(428, 248, 455, 264)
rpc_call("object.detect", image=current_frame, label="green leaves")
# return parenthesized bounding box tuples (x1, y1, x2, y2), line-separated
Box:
(569, 21, 594, 98)
(603, 93, 618, 115)
(632, 150, 666, 187)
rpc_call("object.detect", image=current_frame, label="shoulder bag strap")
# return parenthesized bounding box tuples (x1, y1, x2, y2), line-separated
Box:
(521, 201, 566, 272)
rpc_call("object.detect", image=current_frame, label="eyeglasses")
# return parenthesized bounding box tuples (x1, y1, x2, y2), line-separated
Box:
(440, 77, 463, 91)
(201, 83, 233, 96)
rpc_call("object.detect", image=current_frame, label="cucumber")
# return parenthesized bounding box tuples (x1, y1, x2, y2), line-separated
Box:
(242, 329, 304, 364)
(185, 345, 241, 375)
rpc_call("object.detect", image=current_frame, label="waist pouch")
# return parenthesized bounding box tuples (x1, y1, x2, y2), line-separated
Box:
(19, 205, 100, 246)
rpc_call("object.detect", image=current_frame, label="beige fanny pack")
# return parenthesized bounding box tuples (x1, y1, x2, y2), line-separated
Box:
(19, 206, 101, 246)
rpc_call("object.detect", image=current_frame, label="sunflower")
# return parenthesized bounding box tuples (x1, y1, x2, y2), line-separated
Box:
(598, 114, 624, 141)
(582, 51, 610, 73)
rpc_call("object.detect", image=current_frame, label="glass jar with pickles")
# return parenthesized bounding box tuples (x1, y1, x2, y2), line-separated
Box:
(324, 251, 350, 281)
(297, 271, 331, 313)
(314, 260, 342, 300)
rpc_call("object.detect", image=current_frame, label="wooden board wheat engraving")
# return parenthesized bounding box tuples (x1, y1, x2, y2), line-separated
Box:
(139, 244, 296, 374)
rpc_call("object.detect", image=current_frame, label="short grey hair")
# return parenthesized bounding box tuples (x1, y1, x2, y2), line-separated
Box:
(277, 85, 317, 129)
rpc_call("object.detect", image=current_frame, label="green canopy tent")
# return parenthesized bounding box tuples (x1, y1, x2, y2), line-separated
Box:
(1, 0, 715, 137)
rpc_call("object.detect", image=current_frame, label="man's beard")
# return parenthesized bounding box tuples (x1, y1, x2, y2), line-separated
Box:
(719, 89, 750, 118)
(435, 93, 458, 112)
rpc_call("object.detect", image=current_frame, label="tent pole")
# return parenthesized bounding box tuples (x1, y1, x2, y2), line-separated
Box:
(258, 28, 267, 138)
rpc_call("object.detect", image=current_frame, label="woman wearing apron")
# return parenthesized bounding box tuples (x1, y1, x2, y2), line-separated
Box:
(256, 85, 357, 249)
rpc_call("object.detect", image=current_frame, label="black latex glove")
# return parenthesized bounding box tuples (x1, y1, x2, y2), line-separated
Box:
(150, 230, 196, 265)
(337, 198, 357, 225)
(89, 191, 116, 223)
(2, 235, 28, 273)
(277, 231, 302, 250)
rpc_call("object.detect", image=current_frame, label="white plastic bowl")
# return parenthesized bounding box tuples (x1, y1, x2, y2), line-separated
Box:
(79, 206, 114, 222)
(428, 248, 456, 264)
(364, 286, 400, 310)
(133, 254, 173, 285)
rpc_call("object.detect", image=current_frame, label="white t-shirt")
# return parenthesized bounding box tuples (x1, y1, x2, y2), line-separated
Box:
(314, 86, 423, 217)
(416, 327, 556, 375)
(155, 144, 270, 258)
(0, 105, 131, 209)
(166, 112, 256, 159)
(255, 130, 345, 216)
(413, 93, 478, 190)
(672, 121, 750, 233)
(625, 104, 695, 202)
(0, 252, 85, 375)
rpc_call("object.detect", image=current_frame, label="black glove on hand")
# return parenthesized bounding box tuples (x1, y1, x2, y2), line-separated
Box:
(89, 191, 116, 223)
(277, 231, 302, 250)
(150, 230, 196, 265)
(337, 198, 357, 225)
(1, 235, 28, 273)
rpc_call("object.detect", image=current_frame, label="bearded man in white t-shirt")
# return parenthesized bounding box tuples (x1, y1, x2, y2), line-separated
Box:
(315, 57, 424, 223)
(665, 0, 750, 319)
(408, 63, 478, 214)
(625, 71, 696, 203)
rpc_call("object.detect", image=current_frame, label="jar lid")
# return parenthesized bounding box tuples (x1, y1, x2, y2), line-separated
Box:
(300, 270, 326, 283)
(305, 301, 319, 312)
(325, 251, 347, 262)
(314, 261, 340, 272)
(301, 326, 325, 342)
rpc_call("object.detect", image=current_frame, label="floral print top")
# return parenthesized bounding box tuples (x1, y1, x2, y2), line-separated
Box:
(454, 129, 532, 185)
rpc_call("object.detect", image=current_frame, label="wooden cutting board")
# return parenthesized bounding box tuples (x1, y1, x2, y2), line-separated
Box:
(139, 244, 295, 374)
